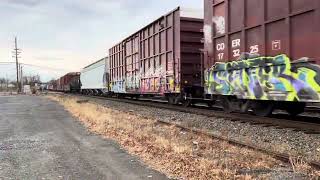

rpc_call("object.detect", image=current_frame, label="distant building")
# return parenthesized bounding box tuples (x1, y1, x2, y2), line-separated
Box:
(8, 84, 15, 88)
(23, 85, 32, 94)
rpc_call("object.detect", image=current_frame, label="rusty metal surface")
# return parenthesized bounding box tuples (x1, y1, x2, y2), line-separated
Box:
(56, 72, 80, 92)
(109, 7, 203, 95)
(109, 43, 125, 93)
(204, 0, 320, 66)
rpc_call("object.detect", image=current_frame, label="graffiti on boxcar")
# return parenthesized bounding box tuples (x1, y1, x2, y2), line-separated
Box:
(111, 80, 126, 93)
(126, 72, 140, 91)
(205, 54, 320, 102)
(118, 63, 178, 94)
(140, 65, 167, 93)
(123, 65, 170, 93)
(203, 25, 212, 44)
(212, 16, 225, 35)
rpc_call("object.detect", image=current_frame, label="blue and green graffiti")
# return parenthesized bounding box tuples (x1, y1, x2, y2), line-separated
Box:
(205, 54, 320, 102)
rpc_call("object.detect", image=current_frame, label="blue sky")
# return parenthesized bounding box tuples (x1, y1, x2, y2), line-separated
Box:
(0, 0, 203, 82)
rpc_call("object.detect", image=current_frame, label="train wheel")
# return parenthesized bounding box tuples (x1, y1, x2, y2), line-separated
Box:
(181, 100, 191, 107)
(220, 97, 233, 113)
(168, 95, 179, 105)
(134, 95, 140, 100)
(285, 102, 306, 116)
(181, 93, 192, 107)
(118, 94, 125, 99)
(207, 101, 214, 108)
(239, 100, 251, 113)
(168, 97, 175, 105)
(252, 101, 274, 117)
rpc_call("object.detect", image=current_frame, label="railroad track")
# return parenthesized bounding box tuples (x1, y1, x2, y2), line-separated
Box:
(51, 92, 320, 169)
(68, 93, 320, 134)
(305, 106, 320, 113)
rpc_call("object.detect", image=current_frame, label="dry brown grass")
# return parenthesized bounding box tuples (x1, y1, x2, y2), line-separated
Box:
(289, 157, 320, 177)
(47, 95, 320, 179)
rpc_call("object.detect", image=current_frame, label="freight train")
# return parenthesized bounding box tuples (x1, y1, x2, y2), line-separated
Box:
(80, 57, 109, 95)
(51, 72, 81, 93)
(50, 1, 320, 117)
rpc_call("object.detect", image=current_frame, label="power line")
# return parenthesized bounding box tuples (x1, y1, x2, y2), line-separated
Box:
(0, 62, 71, 72)
(20, 63, 71, 72)
(0, 61, 15, 64)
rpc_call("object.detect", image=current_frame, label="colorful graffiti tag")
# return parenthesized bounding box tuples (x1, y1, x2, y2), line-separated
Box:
(138, 65, 178, 94)
(110, 80, 126, 93)
(205, 54, 320, 102)
(111, 65, 178, 94)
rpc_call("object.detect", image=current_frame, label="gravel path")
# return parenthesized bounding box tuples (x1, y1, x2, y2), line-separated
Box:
(0, 95, 167, 179)
(72, 95, 320, 164)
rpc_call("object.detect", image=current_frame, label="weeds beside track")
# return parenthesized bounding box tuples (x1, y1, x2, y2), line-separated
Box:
(50, 92, 320, 171)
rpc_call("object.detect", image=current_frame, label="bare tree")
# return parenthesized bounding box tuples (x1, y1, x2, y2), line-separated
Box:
(0, 78, 6, 90)
(48, 79, 57, 86)
(22, 75, 41, 86)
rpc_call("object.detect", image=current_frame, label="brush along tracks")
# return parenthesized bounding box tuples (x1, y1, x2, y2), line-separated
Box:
(53, 92, 320, 169)
(67, 94, 320, 135)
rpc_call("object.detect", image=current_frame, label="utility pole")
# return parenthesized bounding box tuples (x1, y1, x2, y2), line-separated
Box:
(13, 37, 22, 93)
(20, 65, 23, 93)
(5, 74, 8, 91)
(15, 37, 19, 92)
(18, 64, 20, 93)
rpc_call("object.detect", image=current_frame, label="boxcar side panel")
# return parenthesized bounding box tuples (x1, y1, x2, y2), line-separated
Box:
(204, 0, 320, 66)
(110, 8, 182, 95)
(60, 73, 80, 92)
(124, 34, 139, 92)
(109, 43, 126, 93)
(138, 10, 181, 94)
(204, 0, 320, 102)
(109, 7, 203, 96)
(180, 17, 203, 88)
(81, 58, 107, 90)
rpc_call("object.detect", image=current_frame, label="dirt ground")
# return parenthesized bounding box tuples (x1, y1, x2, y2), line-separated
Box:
(0, 95, 167, 179)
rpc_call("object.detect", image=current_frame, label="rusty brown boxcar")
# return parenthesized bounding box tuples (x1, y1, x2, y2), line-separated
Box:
(204, 0, 320, 63)
(109, 7, 203, 104)
(57, 72, 81, 93)
(56, 77, 63, 92)
(204, 0, 320, 116)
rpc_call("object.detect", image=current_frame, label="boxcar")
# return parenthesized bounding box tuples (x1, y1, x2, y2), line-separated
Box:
(47, 83, 56, 91)
(56, 77, 63, 92)
(203, 0, 320, 116)
(109, 7, 204, 104)
(80, 57, 109, 95)
(58, 72, 81, 93)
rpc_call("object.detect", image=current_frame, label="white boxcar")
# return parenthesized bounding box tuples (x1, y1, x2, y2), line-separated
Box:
(80, 57, 108, 95)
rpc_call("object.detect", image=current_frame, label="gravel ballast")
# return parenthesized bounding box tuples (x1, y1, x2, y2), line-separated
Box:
(64, 95, 320, 164)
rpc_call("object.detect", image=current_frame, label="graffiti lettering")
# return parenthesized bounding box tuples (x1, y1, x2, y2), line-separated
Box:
(212, 16, 225, 35)
(218, 53, 224, 60)
(216, 43, 225, 51)
(250, 45, 259, 54)
(205, 54, 320, 102)
(203, 25, 213, 44)
(232, 39, 240, 48)
(272, 40, 281, 51)
(233, 49, 240, 57)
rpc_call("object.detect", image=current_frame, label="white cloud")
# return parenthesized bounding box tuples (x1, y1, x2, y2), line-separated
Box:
(0, 0, 203, 82)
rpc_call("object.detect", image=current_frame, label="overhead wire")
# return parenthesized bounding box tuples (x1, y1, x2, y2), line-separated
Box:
(0, 61, 72, 72)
